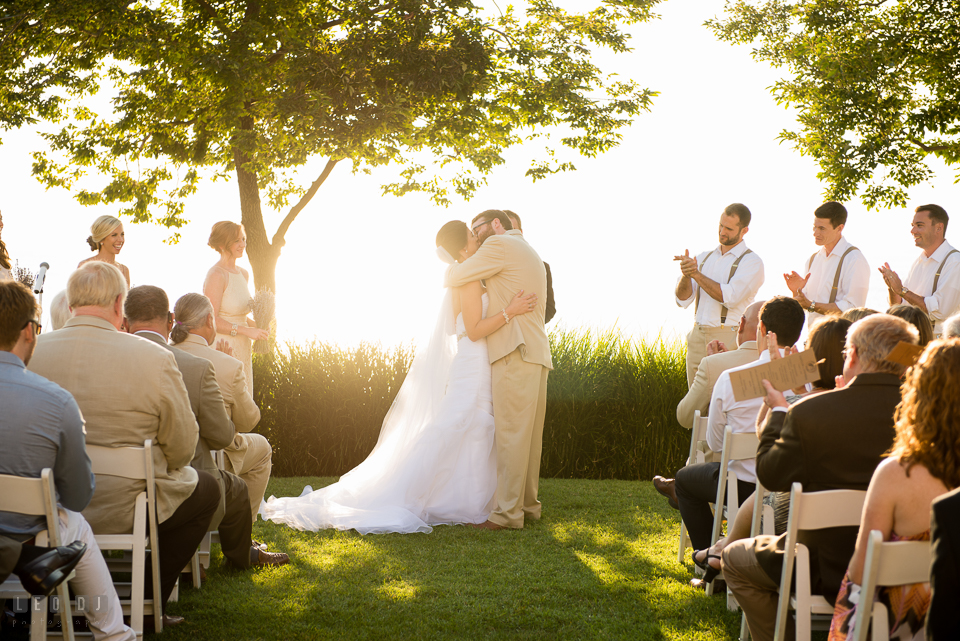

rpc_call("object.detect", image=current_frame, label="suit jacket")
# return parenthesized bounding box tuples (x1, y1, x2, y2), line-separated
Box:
(444, 230, 553, 368)
(133, 331, 234, 474)
(928, 486, 960, 641)
(676, 340, 758, 429)
(172, 334, 261, 471)
(754, 372, 901, 604)
(28, 315, 199, 533)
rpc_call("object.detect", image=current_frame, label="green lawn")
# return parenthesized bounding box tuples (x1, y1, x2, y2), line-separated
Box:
(157, 477, 741, 640)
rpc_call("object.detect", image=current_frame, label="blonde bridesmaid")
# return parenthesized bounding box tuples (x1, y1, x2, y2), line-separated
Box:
(78, 215, 130, 286)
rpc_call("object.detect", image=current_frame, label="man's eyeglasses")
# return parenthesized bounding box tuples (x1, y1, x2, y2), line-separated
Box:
(471, 220, 491, 234)
(22, 318, 42, 336)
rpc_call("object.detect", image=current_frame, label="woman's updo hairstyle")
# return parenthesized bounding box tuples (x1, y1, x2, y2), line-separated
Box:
(87, 215, 123, 252)
(208, 221, 244, 253)
(171, 293, 214, 345)
(436, 221, 468, 263)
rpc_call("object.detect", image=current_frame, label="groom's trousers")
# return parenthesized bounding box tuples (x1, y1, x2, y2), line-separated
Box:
(490, 348, 549, 529)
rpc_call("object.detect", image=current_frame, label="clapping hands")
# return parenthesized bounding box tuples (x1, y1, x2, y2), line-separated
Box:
(783, 271, 810, 295)
(673, 249, 698, 278)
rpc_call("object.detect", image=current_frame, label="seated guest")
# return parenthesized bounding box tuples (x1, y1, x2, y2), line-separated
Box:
(124, 286, 288, 567)
(929, 485, 960, 640)
(27, 262, 219, 622)
(661, 296, 805, 576)
(0, 279, 135, 639)
(49, 289, 72, 330)
(829, 339, 960, 640)
(723, 314, 918, 641)
(840, 307, 879, 322)
(887, 303, 934, 345)
(939, 311, 960, 339)
(170, 293, 272, 522)
(655, 300, 763, 508)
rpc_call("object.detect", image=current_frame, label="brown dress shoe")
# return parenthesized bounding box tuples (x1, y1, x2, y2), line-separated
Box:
(652, 475, 679, 510)
(252, 548, 290, 567)
(471, 520, 505, 531)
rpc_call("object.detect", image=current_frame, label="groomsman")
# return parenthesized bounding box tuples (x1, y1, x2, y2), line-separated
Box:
(879, 204, 960, 336)
(674, 203, 764, 387)
(783, 202, 870, 325)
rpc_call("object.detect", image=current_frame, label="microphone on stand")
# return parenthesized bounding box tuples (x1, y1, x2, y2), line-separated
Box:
(34, 262, 50, 294)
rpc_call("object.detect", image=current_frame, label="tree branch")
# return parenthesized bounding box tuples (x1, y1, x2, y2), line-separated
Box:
(909, 138, 959, 154)
(271, 158, 340, 247)
(318, 3, 394, 31)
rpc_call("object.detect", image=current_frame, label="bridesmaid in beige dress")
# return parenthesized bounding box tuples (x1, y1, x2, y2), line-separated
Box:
(203, 221, 268, 389)
(78, 215, 131, 286)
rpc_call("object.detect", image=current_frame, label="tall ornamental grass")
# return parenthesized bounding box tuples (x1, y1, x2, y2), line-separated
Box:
(253, 328, 688, 480)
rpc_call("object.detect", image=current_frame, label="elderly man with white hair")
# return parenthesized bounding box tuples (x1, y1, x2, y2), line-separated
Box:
(28, 262, 219, 626)
(943, 312, 960, 338)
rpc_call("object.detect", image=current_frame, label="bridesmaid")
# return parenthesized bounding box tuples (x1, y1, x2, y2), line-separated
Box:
(78, 215, 131, 286)
(0, 211, 11, 281)
(203, 221, 268, 390)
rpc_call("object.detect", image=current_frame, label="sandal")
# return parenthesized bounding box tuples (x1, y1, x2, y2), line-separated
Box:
(692, 549, 722, 583)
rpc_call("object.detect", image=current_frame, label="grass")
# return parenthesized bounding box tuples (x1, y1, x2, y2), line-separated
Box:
(152, 477, 742, 641)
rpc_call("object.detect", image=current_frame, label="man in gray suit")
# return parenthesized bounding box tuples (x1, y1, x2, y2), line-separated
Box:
(124, 285, 288, 569)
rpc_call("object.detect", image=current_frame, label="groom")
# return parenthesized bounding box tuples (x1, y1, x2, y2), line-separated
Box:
(445, 210, 553, 529)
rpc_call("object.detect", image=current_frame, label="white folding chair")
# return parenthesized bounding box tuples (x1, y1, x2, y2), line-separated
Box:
(706, 426, 759, 598)
(739, 479, 777, 639)
(86, 440, 163, 637)
(774, 482, 867, 641)
(678, 410, 711, 564)
(0, 469, 76, 641)
(850, 530, 931, 641)
(191, 449, 226, 587)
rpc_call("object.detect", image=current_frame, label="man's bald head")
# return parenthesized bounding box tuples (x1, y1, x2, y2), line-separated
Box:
(739, 301, 763, 347)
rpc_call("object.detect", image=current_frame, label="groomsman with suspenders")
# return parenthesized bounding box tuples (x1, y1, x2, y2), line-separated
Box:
(879, 204, 960, 337)
(783, 202, 870, 326)
(675, 203, 765, 388)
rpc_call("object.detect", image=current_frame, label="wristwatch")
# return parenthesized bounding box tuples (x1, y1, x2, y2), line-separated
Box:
(230, 323, 238, 337)
(900, 286, 909, 296)
(808, 301, 816, 313)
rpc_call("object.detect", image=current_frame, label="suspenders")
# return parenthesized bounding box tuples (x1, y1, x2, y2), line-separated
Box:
(694, 248, 753, 325)
(805, 245, 859, 305)
(932, 249, 959, 294)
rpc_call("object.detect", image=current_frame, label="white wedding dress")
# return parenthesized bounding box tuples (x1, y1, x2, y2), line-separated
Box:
(261, 292, 497, 534)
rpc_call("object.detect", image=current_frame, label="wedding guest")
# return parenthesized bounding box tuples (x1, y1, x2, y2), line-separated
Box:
(202, 221, 268, 391)
(674, 203, 764, 387)
(828, 338, 960, 640)
(887, 303, 934, 346)
(124, 286, 288, 568)
(943, 312, 960, 338)
(0, 279, 135, 639)
(0, 211, 11, 281)
(49, 290, 72, 330)
(27, 262, 219, 622)
(0, 535, 87, 597)
(505, 210, 556, 324)
(723, 314, 918, 641)
(78, 215, 130, 286)
(928, 486, 960, 640)
(171, 293, 272, 523)
(840, 307, 879, 322)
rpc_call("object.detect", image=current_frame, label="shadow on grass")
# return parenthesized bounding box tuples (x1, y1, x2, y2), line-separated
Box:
(151, 478, 740, 641)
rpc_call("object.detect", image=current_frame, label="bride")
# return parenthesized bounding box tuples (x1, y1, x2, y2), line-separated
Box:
(261, 221, 538, 534)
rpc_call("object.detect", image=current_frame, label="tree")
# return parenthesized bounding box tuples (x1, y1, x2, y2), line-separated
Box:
(708, 0, 960, 209)
(3, 0, 660, 292)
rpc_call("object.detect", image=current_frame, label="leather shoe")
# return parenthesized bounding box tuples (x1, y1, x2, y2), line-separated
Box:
(17, 541, 87, 597)
(652, 476, 679, 510)
(251, 548, 289, 567)
(471, 520, 505, 531)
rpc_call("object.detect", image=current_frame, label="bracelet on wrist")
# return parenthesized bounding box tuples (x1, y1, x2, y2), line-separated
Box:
(502, 309, 511, 324)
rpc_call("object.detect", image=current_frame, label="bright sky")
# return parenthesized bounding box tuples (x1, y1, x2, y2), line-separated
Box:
(1, 3, 955, 348)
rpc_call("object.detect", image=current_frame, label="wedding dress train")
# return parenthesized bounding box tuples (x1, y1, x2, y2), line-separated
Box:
(261, 292, 496, 534)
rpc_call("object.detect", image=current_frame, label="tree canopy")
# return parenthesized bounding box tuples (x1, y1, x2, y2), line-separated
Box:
(708, 0, 960, 210)
(2, 0, 660, 291)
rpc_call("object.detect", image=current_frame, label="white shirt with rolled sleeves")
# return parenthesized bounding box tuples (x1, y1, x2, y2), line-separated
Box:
(676, 241, 764, 327)
(705, 349, 781, 484)
(903, 240, 960, 335)
(802, 236, 871, 325)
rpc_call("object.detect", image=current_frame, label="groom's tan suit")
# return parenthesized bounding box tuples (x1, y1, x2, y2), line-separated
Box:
(445, 230, 553, 528)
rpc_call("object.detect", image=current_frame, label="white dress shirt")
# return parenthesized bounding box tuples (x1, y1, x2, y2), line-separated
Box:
(802, 236, 871, 325)
(676, 241, 764, 327)
(904, 240, 960, 334)
(705, 349, 781, 484)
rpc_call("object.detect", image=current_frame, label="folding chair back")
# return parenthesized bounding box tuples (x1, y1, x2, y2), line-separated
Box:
(0, 468, 76, 640)
(739, 478, 776, 639)
(86, 439, 162, 637)
(775, 482, 867, 641)
(850, 530, 931, 641)
(678, 410, 711, 563)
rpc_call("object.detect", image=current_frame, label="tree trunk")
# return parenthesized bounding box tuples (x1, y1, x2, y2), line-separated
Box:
(233, 122, 281, 294)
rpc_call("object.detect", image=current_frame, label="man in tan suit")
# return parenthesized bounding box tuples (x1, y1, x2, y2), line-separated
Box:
(28, 262, 219, 618)
(445, 209, 553, 530)
(171, 295, 273, 523)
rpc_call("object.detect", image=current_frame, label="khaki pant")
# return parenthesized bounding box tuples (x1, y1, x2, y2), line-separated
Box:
(490, 349, 549, 529)
(722, 536, 793, 641)
(224, 433, 272, 523)
(685, 324, 739, 387)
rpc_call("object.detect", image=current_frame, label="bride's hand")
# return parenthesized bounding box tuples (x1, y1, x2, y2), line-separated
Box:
(240, 326, 270, 341)
(505, 290, 538, 317)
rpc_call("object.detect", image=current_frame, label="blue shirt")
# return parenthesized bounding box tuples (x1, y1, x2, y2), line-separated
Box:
(0, 351, 95, 539)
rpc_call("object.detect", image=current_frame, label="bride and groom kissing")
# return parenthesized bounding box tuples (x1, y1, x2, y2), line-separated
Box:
(261, 209, 552, 534)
